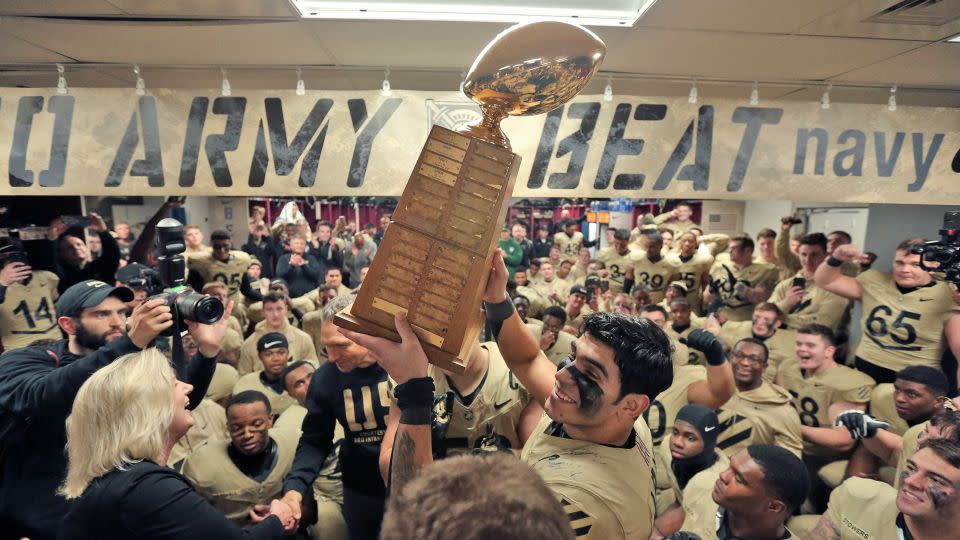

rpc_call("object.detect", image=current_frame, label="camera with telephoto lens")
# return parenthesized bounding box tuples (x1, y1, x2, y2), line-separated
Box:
(148, 218, 224, 336)
(912, 211, 960, 287)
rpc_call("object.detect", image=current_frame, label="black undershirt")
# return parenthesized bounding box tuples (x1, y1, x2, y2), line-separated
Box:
(227, 438, 278, 483)
(259, 372, 286, 395)
(547, 421, 636, 449)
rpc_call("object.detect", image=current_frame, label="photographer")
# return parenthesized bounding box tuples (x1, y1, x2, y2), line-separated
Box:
(48, 213, 121, 293)
(0, 279, 234, 540)
(0, 238, 61, 352)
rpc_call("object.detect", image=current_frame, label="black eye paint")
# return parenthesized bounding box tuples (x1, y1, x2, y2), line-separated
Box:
(565, 365, 603, 415)
(928, 485, 951, 511)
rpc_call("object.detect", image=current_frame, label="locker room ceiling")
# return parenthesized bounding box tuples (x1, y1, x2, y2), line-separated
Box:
(0, 0, 958, 106)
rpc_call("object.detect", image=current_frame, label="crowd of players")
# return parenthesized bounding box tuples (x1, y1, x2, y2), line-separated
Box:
(1, 198, 960, 540)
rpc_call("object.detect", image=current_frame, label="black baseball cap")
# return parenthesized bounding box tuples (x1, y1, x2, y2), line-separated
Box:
(569, 284, 588, 296)
(257, 332, 289, 353)
(55, 280, 134, 317)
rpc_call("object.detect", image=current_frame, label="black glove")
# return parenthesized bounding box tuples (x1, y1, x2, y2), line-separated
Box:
(685, 328, 725, 366)
(835, 410, 888, 441)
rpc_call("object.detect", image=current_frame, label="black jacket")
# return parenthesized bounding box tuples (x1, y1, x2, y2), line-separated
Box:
(242, 234, 281, 279)
(55, 231, 122, 293)
(275, 252, 323, 299)
(0, 337, 217, 540)
(56, 460, 284, 540)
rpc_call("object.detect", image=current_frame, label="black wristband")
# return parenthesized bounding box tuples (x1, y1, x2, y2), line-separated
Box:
(394, 377, 435, 410)
(399, 405, 432, 425)
(826, 256, 843, 267)
(483, 298, 515, 322)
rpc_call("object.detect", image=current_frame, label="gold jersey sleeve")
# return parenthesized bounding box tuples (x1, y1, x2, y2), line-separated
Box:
(868, 383, 911, 436)
(853, 269, 960, 371)
(716, 382, 803, 458)
(895, 421, 927, 487)
(770, 272, 850, 331)
(0, 270, 60, 350)
(522, 414, 657, 539)
(825, 477, 900, 540)
(554, 231, 584, 260)
(631, 254, 681, 304)
(643, 365, 707, 446)
(780, 359, 875, 456)
(597, 247, 634, 295)
(709, 261, 779, 321)
(188, 250, 253, 299)
(426, 342, 533, 455)
(181, 428, 299, 523)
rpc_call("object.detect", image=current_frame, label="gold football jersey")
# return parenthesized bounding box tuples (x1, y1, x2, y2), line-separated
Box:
(427, 342, 533, 455)
(666, 251, 714, 310)
(232, 372, 298, 416)
(825, 477, 900, 540)
(708, 261, 779, 322)
(238, 321, 320, 376)
(596, 247, 633, 295)
(665, 449, 729, 539)
(868, 383, 910, 436)
(895, 421, 927, 488)
(0, 270, 60, 350)
(181, 429, 299, 523)
(854, 269, 959, 371)
(715, 382, 803, 458)
(188, 250, 253, 300)
(770, 271, 850, 332)
(643, 365, 707, 446)
(168, 398, 228, 467)
(630, 253, 681, 304)
(779, 358, 875, 457)
(530, 277, 573, 306)
(522, 414, 656, 539)
(554, 231, 584, 260)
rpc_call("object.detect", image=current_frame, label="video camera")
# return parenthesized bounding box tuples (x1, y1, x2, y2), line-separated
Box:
(147, 218, 224, 336)
(912, 211, 960, 287)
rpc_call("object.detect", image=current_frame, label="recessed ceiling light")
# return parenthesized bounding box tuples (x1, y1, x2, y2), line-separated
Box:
(947, 32, 960, 42)
(291, 0, 660, 27)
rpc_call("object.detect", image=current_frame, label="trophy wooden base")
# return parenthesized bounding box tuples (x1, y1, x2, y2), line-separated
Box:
(333, 125, 520, 373)
(334, 303, 485, 374)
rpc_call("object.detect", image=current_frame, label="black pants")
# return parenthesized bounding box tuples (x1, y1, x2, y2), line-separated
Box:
(854, 357, 898, 384)
(342, 485, 385, 540)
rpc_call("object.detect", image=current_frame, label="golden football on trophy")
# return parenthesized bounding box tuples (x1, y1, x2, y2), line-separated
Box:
(334, 21, 606, 372)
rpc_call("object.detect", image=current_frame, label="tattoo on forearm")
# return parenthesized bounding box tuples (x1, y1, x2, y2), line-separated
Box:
(806, 516, 841, 540)
(390, 430, 417, 496)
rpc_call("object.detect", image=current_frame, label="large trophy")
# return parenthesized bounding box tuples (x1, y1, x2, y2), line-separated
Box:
(334, 21, 606, 372)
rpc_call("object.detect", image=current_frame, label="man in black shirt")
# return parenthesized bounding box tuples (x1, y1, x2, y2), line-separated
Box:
(0, 279, 231, 540)
(276, 235, 323, 299)
(268, 294, 389, 540)
(49, 213, 122, 293)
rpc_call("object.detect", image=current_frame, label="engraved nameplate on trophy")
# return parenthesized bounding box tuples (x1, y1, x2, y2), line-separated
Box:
(334, 20, 606, 372)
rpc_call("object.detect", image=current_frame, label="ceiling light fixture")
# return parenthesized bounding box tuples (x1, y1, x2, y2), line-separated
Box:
(820, 83, 831, 110)
(382, 68, 392, 97)
(221, 67, 232, 97)
(133, 65, 145, 96)
(888, 84, 897, 111)
(603, 76, 613, 102)
(56, 64, 67, 95)
(291, 0, 661, 27)
(296, 67, 306, 96)
(749, 81, 759, 105)
(688, 79, 698, 104)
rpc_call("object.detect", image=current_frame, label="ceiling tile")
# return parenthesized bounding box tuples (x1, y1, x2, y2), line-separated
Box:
(108, 0, 299, 19)
(603, 28, 923, 81)
(0, 18, 334, 65)
(0, 0, 122, 16)
(832, 43, 960, 86)
(637, 0, 850, 33)
(0, 32, 73, 63)
(797, 0, 960, 42)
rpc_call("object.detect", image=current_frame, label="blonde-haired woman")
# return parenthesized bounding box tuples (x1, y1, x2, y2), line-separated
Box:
(57, 348, 294, 539)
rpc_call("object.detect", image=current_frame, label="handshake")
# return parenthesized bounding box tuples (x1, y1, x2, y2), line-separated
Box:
(834, 410, 890, 441)
(250, 491, 303, 533)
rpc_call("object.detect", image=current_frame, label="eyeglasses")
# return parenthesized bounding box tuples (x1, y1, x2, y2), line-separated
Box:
(731, 351, 765, 366)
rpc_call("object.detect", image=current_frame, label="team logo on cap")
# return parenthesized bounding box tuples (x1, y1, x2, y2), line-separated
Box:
(85, 280, 108, 288)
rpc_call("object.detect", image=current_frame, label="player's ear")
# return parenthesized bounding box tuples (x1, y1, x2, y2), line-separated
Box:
(619, 392, 649, 419)
(773, 319, 782, 329)
(767, 498, 787, 514)
(58, 316, 77, 336)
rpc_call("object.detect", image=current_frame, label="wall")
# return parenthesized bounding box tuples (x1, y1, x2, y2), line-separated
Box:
(742, 200, 793, 238)
(864, 204, 959, 271)
(700, 200, 745, 235)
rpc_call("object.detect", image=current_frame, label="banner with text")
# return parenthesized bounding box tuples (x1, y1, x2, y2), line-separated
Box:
(0, 88, 958, 203)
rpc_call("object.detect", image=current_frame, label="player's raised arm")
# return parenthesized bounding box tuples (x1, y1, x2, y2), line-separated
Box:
(483, 250, 559, 407)
(814, 244, 865, 300)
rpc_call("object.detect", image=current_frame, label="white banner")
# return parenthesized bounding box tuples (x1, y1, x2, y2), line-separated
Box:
(0, 88, 958, 203)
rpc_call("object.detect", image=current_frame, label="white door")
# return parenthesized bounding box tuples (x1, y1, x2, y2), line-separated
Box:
(803, 208, 869, 248)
